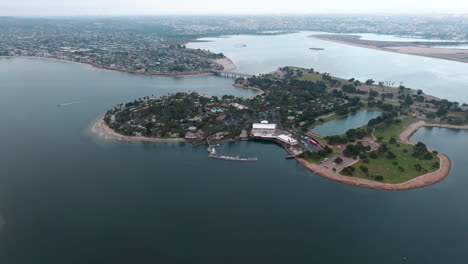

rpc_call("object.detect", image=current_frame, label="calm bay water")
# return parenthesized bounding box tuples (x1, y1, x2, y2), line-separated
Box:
(311, 110, 382, 136)
(188, 31, 468, 103)
(1, 32, 468, 263)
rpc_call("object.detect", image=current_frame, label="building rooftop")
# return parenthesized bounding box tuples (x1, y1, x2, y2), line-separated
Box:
(252, 123, 277, 130)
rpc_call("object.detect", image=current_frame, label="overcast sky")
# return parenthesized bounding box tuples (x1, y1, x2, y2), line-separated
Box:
(2, 0, 468, 16)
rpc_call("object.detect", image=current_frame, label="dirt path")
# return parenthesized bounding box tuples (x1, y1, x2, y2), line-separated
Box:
(296, 120, 468, 190)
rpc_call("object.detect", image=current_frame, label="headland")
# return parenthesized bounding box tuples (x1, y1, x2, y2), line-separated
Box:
(93, 66, 468, 190)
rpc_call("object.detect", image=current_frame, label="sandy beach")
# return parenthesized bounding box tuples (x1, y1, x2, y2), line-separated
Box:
(297, 120, 468, 190)
(214, 58, 237, 72)
(92, 119, 185, 143)
(310, 35, 468, 63)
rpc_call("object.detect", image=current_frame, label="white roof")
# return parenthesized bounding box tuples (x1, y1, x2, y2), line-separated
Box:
(277, 134, 297, 143)
(260, 120, 269, 124)
(252, 123, 277, 130)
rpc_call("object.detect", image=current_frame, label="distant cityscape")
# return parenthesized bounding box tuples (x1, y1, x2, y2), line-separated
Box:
(0, 15, 467, 74)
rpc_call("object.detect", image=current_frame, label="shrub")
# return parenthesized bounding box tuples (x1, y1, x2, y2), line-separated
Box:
(378, 144, 389, 153)
(360, 166, 369, 173)
(375, 176, 384, 181)
(342, 166, 355, 176)
(423, 152, 433, 160)
(386, 151, 396, 159)
(414, 164, 423, 171)
(334, 157, 343, 164)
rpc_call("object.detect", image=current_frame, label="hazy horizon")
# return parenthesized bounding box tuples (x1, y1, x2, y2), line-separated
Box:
(2, 0, 468, 16)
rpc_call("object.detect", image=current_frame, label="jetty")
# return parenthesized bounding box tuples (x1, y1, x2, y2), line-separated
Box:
(210, 155, 259, 161)
(207, 145, 258, 161)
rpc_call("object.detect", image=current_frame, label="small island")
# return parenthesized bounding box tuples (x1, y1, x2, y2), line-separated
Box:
(95, 67, 468, 190)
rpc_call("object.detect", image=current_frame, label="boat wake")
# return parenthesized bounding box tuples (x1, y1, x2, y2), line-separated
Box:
(57, 102, 80, 107)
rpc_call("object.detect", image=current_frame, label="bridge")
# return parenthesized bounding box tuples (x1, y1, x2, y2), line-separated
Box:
(211, 70, 253, 79)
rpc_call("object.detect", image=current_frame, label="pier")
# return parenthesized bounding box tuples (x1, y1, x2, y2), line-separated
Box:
(207, 145, 258, 161)
(211, 70, 253, 79)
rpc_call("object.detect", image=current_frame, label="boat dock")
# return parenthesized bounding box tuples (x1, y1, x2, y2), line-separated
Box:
(210, 155, 259, 161)
(207, 145, 259, 161)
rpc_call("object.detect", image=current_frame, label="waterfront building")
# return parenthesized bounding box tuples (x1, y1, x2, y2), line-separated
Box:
(252, 121, 277, 137)
(276, 134, 299, 146)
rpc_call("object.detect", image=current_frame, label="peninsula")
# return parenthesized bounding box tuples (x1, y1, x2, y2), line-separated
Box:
(311, 34, 468, 63)
(96, 67, 468, 190)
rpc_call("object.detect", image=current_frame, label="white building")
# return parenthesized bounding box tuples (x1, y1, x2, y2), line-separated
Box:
(252, 121, 277, 137)
(252, 121, 299, 146)
(276, 134, 299, 146)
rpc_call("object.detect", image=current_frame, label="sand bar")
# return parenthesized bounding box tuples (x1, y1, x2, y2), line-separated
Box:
(310, 34, 468, 63)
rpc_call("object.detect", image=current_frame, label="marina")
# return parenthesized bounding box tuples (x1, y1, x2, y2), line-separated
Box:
(208, 145, 259, 161)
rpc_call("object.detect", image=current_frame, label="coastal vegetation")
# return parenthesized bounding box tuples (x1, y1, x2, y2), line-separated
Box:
(105, 67, 361, 142)
(303, 112, 448, 185)
(340, 118, 439, 183)
(103, 66, 468, 187)
(298, 146, 333, 163)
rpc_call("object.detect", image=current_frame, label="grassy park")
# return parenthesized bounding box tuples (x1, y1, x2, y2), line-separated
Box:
(340, 117, 440, 183)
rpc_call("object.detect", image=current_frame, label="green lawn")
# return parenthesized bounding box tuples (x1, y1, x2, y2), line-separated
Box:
(341, 117, 440, 184)
(297, 72, 325, 82)
(342, 143, 439, 183)
(296, 69, 351, 85)
(373, 117, 416, 141)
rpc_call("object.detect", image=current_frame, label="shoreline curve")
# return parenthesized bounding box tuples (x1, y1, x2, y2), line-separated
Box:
(1, 56, 237, 77)
(297, 120, 468, 190)
(92, 119, 185, 143)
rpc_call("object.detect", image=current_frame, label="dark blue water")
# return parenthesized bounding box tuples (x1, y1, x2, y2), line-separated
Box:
(311, 110, 381, 136)
(1, 57, 468, 263)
